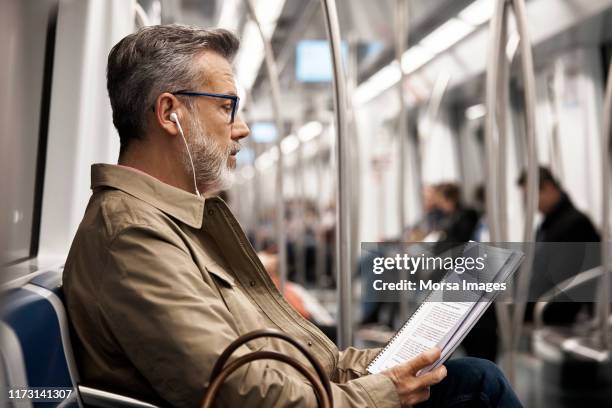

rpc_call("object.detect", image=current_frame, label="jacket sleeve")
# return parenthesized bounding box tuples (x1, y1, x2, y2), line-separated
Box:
(100, 224, 400, 408)
(334, 347, 381, 382)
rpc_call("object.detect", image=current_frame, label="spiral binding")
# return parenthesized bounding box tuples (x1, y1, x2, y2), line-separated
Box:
(366, 286, 438, 373)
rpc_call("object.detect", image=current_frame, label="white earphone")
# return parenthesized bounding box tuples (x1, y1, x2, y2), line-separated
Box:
(170, 112, 201, 198)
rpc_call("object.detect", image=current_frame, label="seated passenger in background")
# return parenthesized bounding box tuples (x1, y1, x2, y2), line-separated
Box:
(517, 167, 600, 323)
(518, 167, 599, 243)
(63, 25, 522, 407)
(405, 185, 446, 242)
(433, 183, 479, 252)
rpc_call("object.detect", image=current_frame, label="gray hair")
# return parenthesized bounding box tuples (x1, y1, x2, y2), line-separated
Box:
(106, 24, 240, 154)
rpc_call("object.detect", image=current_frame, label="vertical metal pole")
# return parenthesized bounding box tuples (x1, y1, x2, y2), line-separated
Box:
(296, 136, 307, 286)
(512, 0, 538, 252)
(496, 16, 509, 243)
(484, 0, 505, 245)
(424, 73, 451, 135)
(548, 65, 565, 181)
(490, 2, 514, 379)
(320, 0, 352, 349)
(484, 0, 508, 380)
(244, 0, 287, 293)
(486, 0, 540, 382)
(510, 0, 540, 354)
(395, 0, 409, 324)
(315, 136, 328, 288)
(411, 133, 425, 218)
(600, 61, 612, 350)
(347, 36, 362, 297)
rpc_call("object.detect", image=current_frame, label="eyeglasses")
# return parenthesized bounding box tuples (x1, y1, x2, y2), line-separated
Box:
(173, 91, 240, 124)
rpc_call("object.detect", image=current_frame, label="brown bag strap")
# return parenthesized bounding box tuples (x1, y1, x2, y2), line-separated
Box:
(201, 351, 331, 408)
(202, 329, 333, 407)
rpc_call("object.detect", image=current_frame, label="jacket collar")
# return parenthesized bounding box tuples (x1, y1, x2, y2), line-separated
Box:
(90, 163, 205, 229)
(541, 192, 573, 228)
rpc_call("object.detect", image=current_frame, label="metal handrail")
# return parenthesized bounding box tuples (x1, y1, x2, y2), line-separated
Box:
(423, 73, 451, 139)
(348, 38, 362, 307)
(485, 0, 539, 381)
(320, 0, 352, 349)
(533, 266, 604, 330)
(395, 0, 409, 324)
(509, 0, 540, 355)
(599, 60, 612, 350)
(134, 3, 151, 28)
(243, 0, 288, 294)
(78, 386, 159, 408)
(484, 0, 504, 245)
(495, 14, 509, 243)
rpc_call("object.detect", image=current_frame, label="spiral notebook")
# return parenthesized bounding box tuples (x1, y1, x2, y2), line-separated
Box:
(367, 243, 524, 375)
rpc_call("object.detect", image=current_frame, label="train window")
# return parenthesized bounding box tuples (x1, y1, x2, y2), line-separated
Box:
(0, 0, 57, 265)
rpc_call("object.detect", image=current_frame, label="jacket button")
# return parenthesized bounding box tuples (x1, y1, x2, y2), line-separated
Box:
(307, 341, 313, 346)
(208, 209, 214, 216)
(249, 280, 256, 287)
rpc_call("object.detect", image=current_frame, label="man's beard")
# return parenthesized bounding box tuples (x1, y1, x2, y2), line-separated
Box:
(182, 114, 240, 195)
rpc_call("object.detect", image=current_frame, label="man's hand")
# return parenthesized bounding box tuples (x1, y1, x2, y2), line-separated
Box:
(381, 348, 447, 407)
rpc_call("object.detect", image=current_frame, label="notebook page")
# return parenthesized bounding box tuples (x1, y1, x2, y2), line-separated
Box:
(367, 301, 474, 374)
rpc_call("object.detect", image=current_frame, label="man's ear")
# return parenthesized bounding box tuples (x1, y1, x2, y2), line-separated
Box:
(154, 92, 182, 136)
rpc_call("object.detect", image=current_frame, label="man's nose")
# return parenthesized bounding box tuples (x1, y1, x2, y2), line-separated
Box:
(231, 113, 250, 141)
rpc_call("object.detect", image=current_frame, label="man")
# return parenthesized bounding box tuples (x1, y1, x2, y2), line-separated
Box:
(517, 167, 599, 322)
(63, 25, 521, 407)
(517, 167, 599, 243)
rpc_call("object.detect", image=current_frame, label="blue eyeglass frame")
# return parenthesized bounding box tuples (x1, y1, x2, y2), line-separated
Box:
(173, 91, 240, 124)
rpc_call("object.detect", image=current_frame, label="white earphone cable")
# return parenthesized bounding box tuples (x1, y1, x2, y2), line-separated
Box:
(173, 115, 201, 198)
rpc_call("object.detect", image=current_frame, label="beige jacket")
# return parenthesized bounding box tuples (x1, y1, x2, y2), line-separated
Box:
(63, 164, 400, 407)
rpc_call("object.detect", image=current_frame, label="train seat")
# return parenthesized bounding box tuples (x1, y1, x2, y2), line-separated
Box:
(0, 269, 158, 408)
(532, 266, 612, 392)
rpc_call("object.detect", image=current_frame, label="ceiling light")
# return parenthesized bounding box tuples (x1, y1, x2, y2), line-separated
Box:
(465, 104, 486, 120)
(298, 121, 323, 142)
(458, 0, 495, 26)
(420, 18, 474, 54)
(281, 134, 299, 154)
(401, 45, 435, 74)
(354, 61, 401, 105)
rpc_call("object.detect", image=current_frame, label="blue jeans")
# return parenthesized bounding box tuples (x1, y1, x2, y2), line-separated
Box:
(417, 357, 523, 408)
